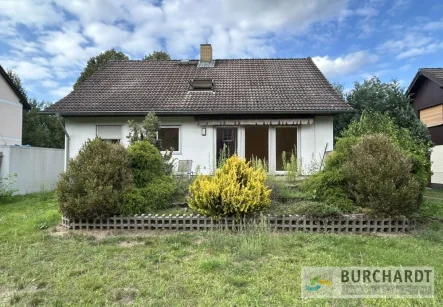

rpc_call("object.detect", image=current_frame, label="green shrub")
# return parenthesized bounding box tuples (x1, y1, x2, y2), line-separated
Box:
(300, 166, 354, 213)
(292, 202, 343, 217)
(127, 141, 164, 186)
(188, 155, 271, 217)
(56, 138, 132, 218)
(121, 176, 175, 215)
(302, 112, 430, 216)
(343, 135, 421, 217)
(123, 140, 175, 214)
(342, 111, 431, 190)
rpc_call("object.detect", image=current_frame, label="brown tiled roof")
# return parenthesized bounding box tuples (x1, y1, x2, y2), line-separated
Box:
(420, 68, 443, 86)
(407, 68, 443, 95)
(45, 58, 352, 115)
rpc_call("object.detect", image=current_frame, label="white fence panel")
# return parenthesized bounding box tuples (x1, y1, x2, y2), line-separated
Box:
(0, 145, 64, 194)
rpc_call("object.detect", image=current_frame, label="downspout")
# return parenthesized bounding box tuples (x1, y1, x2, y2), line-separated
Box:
(55, 113, 69, 170)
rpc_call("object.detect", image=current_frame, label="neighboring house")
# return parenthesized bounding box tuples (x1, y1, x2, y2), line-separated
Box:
(0, 65, 31, 145)
(44, 44, 352, 174)
(407, 68, 443, 188)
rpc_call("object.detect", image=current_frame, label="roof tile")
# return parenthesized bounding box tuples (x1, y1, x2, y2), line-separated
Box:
(45, 58, 352, 115)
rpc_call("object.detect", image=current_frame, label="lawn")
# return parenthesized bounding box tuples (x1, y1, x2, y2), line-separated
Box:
(1, 193, 443, 306)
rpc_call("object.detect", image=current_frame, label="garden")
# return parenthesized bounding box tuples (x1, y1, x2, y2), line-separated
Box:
(51, 111, 431, 226)
(2, 79, 443, 305)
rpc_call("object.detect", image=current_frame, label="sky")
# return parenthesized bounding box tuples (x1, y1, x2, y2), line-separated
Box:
(0, 0, 442, 103)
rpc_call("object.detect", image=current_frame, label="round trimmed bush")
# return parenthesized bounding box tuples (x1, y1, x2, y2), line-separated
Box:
(188, 155, 271, 217)
(122, 140, 176, 215)
(343, 134, 421, 217)
(56, 138, 132, 218)
(127, 141, 164, 186)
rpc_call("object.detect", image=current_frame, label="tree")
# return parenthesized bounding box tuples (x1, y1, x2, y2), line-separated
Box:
(6, 69, 28, 103)
(22, 99, 65, 148)
(334, 77, 431, 147)
(74, 49, 129, 88)
(7, 69, 64, 148)
(143, 51, 171, 61)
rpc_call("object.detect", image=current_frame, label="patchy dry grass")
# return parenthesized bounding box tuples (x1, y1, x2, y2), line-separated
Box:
(1, 193, 443, 306)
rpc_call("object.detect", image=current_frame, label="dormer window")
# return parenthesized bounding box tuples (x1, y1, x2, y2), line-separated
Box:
(189, 78, 213, 91)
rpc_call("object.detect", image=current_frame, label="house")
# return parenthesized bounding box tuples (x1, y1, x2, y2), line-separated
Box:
(0, 65, 31, 145)
(407, 68, 443, 188)
(44, 44, 352, 175)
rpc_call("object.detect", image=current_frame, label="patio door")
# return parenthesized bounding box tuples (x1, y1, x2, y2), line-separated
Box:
(276, 127, 297, 171)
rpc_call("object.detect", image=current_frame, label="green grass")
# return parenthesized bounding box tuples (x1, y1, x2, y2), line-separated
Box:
(425, 188, 443, 200)
(1, 193, 443, 306)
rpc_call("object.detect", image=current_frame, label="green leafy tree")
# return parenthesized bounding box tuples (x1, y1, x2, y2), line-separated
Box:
(74, 49, 129, 88)
(22, 99, 65, 148)
(143, 51, 171, 61)
(7, 69, 64, 148)
(6, 69, 28, 103)
(334, 77, 431, 146)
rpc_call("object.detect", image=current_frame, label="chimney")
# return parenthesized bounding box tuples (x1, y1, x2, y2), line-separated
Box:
(200, 44, 212, 63)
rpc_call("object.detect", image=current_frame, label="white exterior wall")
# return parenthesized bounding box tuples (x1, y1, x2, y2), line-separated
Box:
(431, 145, 443, 186)
(0, 146, 64, 194)
(65, 115, 334, 175)
(0, 74, 23, 145)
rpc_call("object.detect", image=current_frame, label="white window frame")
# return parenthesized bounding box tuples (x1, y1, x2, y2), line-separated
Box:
(273, 125, 301, 175)
(158, 125, 181, 155)
(213, 126, 240, 169)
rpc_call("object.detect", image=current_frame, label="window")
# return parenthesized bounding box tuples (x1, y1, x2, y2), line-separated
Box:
(276, 127, 297, 171)
(96, 125, 122, 143)
(189, 78, 213, 91)
(419, 105, 443, 127)
(158, 127, 179, 152)
(216, 128, 237, 163)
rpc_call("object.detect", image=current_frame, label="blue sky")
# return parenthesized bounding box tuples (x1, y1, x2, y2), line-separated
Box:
(0, 0, 442, 103)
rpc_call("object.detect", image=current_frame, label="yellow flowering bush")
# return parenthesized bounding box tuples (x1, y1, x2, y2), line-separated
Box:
(188, 155, 271, 217)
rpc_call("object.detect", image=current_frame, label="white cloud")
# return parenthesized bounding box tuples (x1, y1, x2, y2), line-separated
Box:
(49, 86, 73, 98)
(0, 58, 51, 80)
(312, 51, 378, 78)
(0, 0, 64, 27)
(397, 42, 443, 59)
(0, 0, 353, 101)
(422, 19, 443, 31)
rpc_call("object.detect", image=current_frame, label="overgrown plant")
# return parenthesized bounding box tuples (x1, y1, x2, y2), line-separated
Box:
(217, 144, 230, 168)
(188, 155, 271, 217)
(301, 112, 430, 216)
(282, 147, 298, 182)
(122, 141, 175, 214)
(343, 135, 421, 217)
(251, 156, 268, 172)
(0, 173, 18, 199)
(56, 138, 132, 218)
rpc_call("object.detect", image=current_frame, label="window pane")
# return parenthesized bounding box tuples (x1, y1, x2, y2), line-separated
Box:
(216, 128, 237, 163)
(276, 127, 297, 171)
(159, 128, 179, 151)
(97, 125, 122, 139)
(245, 126, 268, 164)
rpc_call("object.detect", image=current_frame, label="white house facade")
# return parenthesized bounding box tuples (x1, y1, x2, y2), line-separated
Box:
(64, 115, 333, 175)
(0, 65, 30, 145)
(45, 44, 352, 174)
